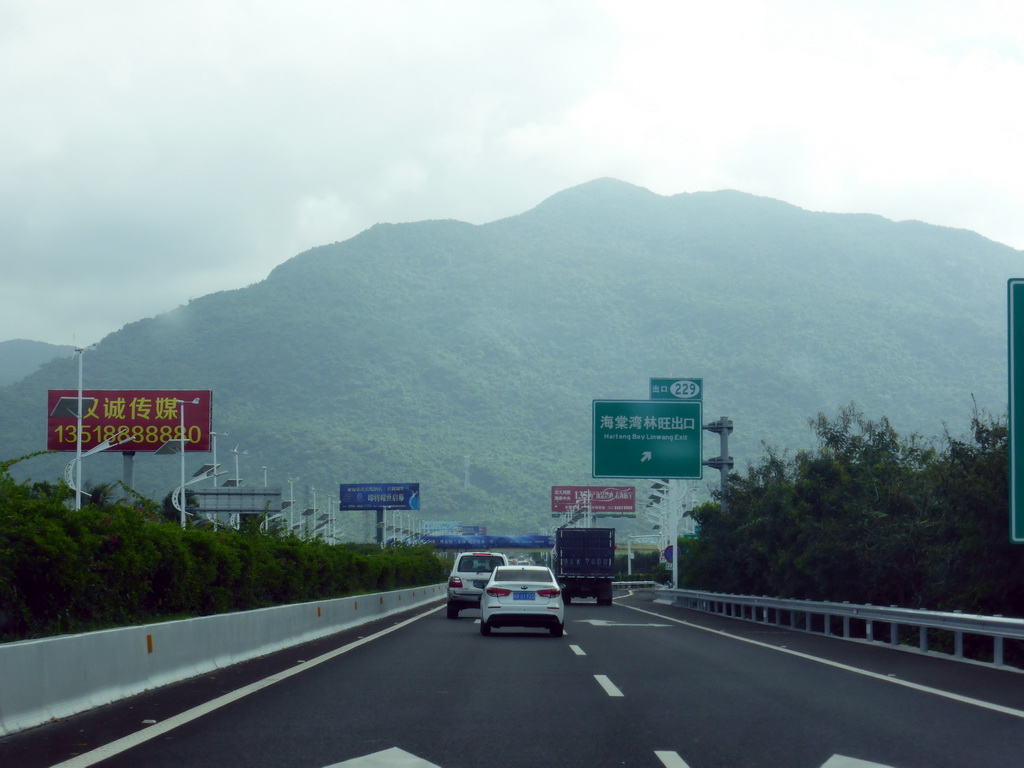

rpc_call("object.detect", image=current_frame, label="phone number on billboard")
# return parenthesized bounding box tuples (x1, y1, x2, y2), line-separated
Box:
(50, 423, 205, 449)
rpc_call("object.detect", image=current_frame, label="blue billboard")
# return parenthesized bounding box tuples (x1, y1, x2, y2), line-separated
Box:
(339, 483, 420, 511)
(422, 534, 553, 549)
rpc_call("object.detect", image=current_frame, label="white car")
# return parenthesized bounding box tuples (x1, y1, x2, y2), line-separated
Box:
(446, 551, 510, 618)
(479, 566, 565, 637)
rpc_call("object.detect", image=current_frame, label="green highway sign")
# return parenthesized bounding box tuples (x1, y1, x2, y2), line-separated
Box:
(593, 400, 703, 479)
(1009, 280, 1024, 543)
(650, 377, 702, 401)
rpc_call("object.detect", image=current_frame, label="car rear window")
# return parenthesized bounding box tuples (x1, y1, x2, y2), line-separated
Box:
(494, 568, 552, 583)
(457, 556, 505, 572)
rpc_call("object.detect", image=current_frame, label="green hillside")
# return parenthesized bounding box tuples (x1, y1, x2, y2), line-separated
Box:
(1, 179, 1019, 535)
(0, 340, 74, 386)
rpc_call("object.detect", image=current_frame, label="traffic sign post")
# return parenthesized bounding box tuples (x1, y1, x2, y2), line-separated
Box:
(1009, 280, 1024, 543)
(592, 400, 703, 479)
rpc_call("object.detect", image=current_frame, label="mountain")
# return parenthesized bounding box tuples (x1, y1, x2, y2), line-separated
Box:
(0, 340, 75, 387)
(1, 179, 1021, 536)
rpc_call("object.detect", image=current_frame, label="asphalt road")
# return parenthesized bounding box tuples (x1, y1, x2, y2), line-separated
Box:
(4, 590, 1024, 768)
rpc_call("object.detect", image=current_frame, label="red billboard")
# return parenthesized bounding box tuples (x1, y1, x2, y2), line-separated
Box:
(551, 486, 636, 515)
(47, 390, 212, 453)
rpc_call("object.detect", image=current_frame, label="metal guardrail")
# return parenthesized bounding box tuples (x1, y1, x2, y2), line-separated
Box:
(613, 580, 659, 588)
(657, 588, 1024, 670)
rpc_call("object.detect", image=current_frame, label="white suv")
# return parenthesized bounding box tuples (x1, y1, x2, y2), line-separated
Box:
(446, 551, 509, 619)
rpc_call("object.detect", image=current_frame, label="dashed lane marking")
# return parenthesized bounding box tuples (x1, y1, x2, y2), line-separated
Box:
(594, 674, 625, 697)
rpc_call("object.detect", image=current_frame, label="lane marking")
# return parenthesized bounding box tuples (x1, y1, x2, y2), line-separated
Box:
(654, 751, 690, 768)
(820, 756, 895, 768)
(622, 602, 1024, 720)
(570, 644, 587, 656)
(48, 606, 445, 768)
(579, 619, 670, 627)
(326, 746, 442, 767)
(594, 674, 625, 697)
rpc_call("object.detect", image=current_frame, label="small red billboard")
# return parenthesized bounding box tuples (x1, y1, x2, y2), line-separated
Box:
(47, 390, 212, 453)
(551, 486, 636, 515)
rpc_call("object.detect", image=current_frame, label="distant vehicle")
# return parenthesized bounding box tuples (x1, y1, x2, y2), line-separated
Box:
(552, 527, 615, 605)
(479, 566, 565, 637)
(446, 551, 509, 619)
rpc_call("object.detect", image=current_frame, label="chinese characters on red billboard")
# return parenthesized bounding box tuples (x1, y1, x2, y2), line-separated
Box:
(550, 485, 635, 515)
(46, 390, 212, 453)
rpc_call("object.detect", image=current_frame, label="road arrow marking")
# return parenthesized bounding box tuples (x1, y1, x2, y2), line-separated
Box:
(579, 619, 671, 627)
(820, 757, 896, 768)
(325, 747, 442, 767)
(641, 451, 652, 462)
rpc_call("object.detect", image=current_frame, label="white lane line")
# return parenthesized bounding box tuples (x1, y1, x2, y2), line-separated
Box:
(594, 674, 624, 697)
(570, 644, 586, 656)
(623, 602, 1024, 721)
(49, 606, 445, 768)
(654, 751, 690, 768)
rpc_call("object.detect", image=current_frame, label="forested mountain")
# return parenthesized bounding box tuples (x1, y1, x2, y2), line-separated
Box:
(0, 340, 74, 387)
(1, 179, 1020, 535)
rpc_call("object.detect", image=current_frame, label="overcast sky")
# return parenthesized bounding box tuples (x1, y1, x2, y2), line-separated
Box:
(3, 0, 1022, 347)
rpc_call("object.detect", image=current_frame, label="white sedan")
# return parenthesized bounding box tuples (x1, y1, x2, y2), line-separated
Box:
(479, 566, 565, 637)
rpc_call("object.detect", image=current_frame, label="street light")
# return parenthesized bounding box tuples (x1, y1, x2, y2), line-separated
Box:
(222, 445, 247, 488)
(210, 431, 228, 486)
(52, 346, 97, 510)
(155, 397, 200, 527)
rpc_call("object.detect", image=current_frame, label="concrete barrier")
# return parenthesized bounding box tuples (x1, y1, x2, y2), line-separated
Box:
(0, 584, 446, 736)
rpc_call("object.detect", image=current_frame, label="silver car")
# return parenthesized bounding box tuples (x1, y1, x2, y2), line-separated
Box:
(479, 566, 565, 637)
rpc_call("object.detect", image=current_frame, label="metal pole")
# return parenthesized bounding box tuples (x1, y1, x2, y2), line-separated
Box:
(122, 451, 135, 490)
(288, 477, 296, 534)
(75, 347, 84, 510)
(178, 402, 187, 527)
(211, 432, 226, 486)
(670, 481, 679, 589)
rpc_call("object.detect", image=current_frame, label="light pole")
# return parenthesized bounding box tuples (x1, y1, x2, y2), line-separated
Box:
(287, 477, 298, 535)
(210, 431, 227, 486)
(175, 398, 200, 527)
(230, 445, 247, 487)
(74, 347, 84, 509)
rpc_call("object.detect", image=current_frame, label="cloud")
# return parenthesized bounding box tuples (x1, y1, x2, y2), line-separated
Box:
(1, 0, 1022, 345)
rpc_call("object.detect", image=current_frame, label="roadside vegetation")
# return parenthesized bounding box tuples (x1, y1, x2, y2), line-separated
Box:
(3, 404, 1021, 644)
(0, 455, 445, 642)
(679, 405, 1024, 618)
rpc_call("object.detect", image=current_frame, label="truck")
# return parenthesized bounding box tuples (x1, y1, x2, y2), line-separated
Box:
(553, 527, 615, 605)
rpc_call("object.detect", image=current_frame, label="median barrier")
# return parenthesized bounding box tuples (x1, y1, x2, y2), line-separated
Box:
(0, 583, 446, 737)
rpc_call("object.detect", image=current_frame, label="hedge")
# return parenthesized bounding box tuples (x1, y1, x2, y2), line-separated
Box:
(0, 458, 446, 641)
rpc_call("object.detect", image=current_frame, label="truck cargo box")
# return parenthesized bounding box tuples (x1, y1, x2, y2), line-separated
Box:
(554, 527, 615, 576)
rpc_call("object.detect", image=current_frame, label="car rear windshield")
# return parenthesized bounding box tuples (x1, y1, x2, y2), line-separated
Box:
(457, 556, 505, 572)
(494, 568, 552, 583)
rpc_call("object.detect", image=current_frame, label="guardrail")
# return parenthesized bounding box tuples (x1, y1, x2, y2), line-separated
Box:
(613, 580, 658, 588)
(0, 584, 446, 737)
(658, 588, 1024, 671)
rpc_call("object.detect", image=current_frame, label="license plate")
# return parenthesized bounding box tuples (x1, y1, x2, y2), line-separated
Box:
(513, 592, 535, 601)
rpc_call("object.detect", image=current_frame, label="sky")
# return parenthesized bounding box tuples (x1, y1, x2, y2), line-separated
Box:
(3, 0, 1023, 347)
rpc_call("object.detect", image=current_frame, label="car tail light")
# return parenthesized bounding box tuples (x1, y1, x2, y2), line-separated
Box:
(448, 577, 463, 588)
(537, 588, 560, 598)
(486, 586, 512, 597)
